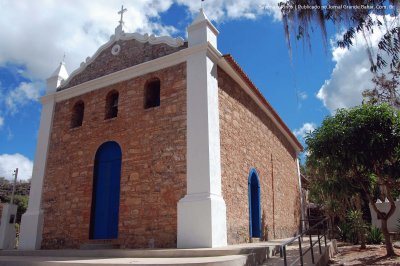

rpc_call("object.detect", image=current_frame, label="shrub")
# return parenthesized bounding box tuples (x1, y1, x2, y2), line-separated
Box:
(337, 222, 358, 243)
(367, 226, 383, 244)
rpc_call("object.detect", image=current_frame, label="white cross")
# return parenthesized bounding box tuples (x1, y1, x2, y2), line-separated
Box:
(118, 5, 127, 26)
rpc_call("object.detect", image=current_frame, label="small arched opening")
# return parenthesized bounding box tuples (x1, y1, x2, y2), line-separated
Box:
(144, 78, 160, 109)
(105, 90, 119, 119)
(70, 101, 84, 128)
(248, 168, 261, 238)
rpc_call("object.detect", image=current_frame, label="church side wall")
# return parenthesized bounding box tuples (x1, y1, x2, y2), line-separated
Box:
(41, 62, 187, 249)
(218, 67, 300, 244)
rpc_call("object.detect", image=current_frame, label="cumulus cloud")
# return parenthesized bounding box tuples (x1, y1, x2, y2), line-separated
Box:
(293, 122, 316, 139)
(5, 82, 42, 114)
(0, 1, 177, 80)
(0, 1, 282, 81)
(177, 0, 283, 21)
(0, 153, 33, 181)
(317, 15, 398, 113)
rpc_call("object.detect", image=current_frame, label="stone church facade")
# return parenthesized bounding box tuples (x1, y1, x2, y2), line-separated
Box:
(19, 9, 303, 250)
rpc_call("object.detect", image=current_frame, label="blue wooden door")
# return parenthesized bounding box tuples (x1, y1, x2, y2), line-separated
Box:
(90, 141, 122, 239)
(249, 169, 261, 238)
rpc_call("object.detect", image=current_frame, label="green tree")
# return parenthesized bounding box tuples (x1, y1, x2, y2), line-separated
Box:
(306, 104, 400, 256)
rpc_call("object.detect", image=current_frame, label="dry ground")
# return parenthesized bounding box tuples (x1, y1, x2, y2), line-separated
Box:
(329, 244, 400, 265)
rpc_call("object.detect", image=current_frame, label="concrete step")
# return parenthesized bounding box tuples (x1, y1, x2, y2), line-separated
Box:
(80, 243, 121, 250)
(0, 254, 249, 266)
(0, 245, 269, 259)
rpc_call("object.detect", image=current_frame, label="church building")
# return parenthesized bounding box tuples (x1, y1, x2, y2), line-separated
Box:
(19, 8, 303, 250)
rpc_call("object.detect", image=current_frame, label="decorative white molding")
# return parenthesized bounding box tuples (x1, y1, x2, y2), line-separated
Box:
(61, 30, 185, 89)
(111, 44, 121, 56)
(43, 43, 209, 104)
(19, 94, 56, 250)
(122, 32, 185, 47)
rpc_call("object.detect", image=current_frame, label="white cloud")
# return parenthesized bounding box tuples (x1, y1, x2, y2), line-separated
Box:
(0, 153, 33, 181)
(293, 122, 316, 139)
(317, 15, 398, 113)
(0, 1, 177, 80)
(298, 91, 308, 100)
(0, 116, 4, 129)
(177, 0, 282, 22)
(0, 1, 282, 81)
(5, 82, 42, 114)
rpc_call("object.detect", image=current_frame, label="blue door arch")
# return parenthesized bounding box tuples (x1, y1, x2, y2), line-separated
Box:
(90, 141, 122, 239)
(248, 168, 261, 238)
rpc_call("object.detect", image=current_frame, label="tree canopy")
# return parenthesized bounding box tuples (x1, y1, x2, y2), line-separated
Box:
(305, 103, 400, 255)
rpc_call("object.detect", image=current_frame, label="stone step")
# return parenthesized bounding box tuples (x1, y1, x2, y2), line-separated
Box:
(0, 245, 269, 258)
(0, 254, 249, 266)
(80, 243, 121, 250)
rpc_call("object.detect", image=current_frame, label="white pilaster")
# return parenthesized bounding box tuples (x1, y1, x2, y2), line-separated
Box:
(46, 62, 69, 94)
(0, 203, 17, 249)
(177, 9, 227, 248)
(19, 63, 66, 250)
(296, 158, 305, 231)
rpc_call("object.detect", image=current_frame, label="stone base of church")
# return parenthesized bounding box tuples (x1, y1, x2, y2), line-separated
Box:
(19, 209, 44, 250)
(177, 193, 227, 248)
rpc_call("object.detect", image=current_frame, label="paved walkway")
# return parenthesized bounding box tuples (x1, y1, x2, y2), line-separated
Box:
(0, 237, 334, 265)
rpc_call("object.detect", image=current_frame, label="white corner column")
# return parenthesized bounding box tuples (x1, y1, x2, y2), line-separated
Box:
(19, 94, 56, 250)
(296, 158, 306, 231)
(177, 9, 227, 248)
(19, 62, 67, 250)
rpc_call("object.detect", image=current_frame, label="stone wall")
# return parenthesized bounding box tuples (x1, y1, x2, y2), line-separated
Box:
(218, 67, 301, 244)
(41, 62, 187, 249)
(61, 39, 187, 90)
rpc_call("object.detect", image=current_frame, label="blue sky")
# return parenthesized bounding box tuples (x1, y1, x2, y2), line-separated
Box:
(0, 1, 391, 180)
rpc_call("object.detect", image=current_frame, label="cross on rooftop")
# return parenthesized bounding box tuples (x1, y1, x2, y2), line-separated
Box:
(118, 5, 127, 27)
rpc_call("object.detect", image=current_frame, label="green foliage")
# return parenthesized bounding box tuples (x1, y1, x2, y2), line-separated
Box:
(307, 104, 400, 176)
(336, 210, 368, 244)
(305, 104, 400, 255)
(337, 221, 358, 244)
(13, 195, 28, 223)
(367, 226, 384, 244)
(306, 104, 400, 201)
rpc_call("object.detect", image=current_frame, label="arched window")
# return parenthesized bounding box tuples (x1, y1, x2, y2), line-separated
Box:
(70, 101, 84, 128)
(105, 90, 119, 119)
(144, 78, 160, 109)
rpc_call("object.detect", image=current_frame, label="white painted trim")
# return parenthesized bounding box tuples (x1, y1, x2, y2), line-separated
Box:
(43, 44, 209, 103)
(61, 31, 185, 88)
(218, 58, 302, 154)
(178, 19, 227, 247)
(297, 158, 305, 231)
(19, 94, 56, 250)
(188, 20, 219, 36)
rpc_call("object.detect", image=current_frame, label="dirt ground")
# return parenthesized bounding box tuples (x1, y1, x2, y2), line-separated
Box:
(329, 244, 400, 265)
